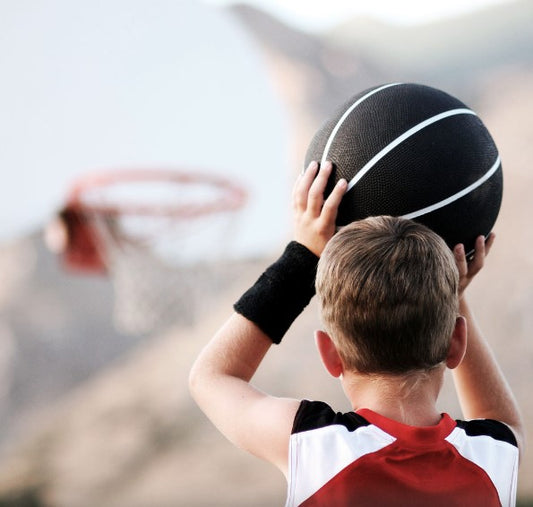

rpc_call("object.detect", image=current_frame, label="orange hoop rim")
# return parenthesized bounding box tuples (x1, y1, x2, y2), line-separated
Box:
(66, 168, 248, 218)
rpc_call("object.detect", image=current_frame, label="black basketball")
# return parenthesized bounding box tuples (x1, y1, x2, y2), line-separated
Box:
(305, 83, 503, 254)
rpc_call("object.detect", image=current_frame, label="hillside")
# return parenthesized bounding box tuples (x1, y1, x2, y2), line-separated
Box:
(327, 0, 533, 88)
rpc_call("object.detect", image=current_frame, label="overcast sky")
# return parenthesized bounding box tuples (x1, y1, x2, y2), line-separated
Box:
(204, 0, 515, 30)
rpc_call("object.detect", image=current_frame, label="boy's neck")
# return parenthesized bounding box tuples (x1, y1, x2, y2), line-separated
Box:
(342, 366, 445, 427)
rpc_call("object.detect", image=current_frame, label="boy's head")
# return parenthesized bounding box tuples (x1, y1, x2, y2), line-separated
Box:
(316, 216, 459, 375)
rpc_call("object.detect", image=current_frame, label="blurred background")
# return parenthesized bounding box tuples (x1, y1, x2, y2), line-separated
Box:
(0, 0, 532, 505)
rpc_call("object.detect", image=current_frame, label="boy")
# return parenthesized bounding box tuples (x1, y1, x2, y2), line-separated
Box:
(189, 161, 524, 505)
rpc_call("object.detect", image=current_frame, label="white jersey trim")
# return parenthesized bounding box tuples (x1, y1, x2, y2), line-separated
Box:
(445, 426, 519, 507)
(285, 423, 395, 507)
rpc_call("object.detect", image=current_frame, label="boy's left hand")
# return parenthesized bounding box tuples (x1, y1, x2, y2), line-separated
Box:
(292, 161, 347, 257)
(453, 233, 496, 297)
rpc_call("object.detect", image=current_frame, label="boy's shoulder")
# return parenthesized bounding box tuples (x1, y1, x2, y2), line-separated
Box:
(451, 418, 518, 447)
(291, 400, 369, 434)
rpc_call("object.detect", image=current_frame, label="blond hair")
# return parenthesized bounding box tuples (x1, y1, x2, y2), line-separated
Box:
(316, 216, 459, 374)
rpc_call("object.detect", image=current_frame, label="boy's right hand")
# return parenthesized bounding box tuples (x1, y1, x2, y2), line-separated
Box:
(453, 233, 495, 297)
(292, 161, 347, 257)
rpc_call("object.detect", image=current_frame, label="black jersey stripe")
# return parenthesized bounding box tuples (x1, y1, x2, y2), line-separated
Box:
(292, 400, 371, 434)
(455, 419, 518, 447)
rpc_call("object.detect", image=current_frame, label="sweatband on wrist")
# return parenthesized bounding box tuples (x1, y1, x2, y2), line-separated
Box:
(233, 241, 319, 344)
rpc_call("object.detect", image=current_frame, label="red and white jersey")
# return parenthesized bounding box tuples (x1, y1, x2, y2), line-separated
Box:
(286, 400, 518, 507)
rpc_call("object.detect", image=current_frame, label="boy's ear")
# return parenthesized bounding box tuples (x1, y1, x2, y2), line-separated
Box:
(446, 316, 467, 370)
(315, 330, 344, 378)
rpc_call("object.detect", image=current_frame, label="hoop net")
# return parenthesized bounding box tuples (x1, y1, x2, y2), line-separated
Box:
(62, 169, 247, 334)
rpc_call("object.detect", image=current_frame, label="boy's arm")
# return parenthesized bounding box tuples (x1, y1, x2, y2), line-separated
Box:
(452, 235, 525, 456)
(189, 162, 347, 475)
(189, 313, 299, 473)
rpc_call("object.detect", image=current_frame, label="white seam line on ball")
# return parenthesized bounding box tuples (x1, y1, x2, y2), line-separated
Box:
(320, 82, 403, 168)
(346, 108, 478, 192)
(402, 154, 501, 219)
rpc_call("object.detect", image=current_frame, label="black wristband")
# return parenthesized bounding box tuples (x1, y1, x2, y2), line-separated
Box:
(234, 241, 319, 344)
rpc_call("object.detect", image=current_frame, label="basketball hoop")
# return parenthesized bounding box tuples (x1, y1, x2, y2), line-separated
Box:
(58, 169, 247, 334)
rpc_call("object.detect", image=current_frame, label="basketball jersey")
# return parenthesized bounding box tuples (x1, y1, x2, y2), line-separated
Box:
(286, 400, 518, 507)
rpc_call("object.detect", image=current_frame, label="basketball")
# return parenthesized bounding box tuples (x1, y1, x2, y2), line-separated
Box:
(304, 82, 503, 254)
